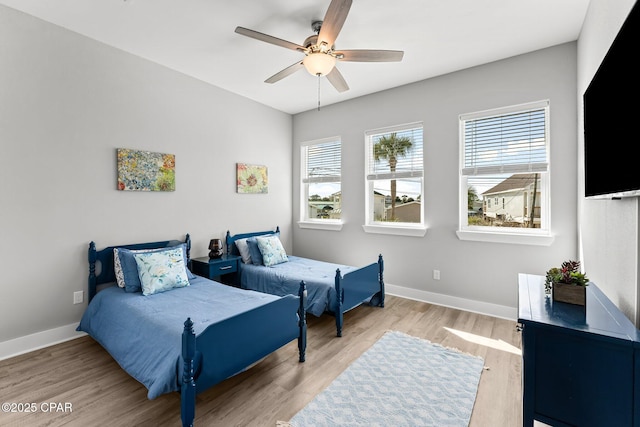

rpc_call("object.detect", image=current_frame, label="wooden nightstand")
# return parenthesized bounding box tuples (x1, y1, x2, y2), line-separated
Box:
(191, 254, 241, 286)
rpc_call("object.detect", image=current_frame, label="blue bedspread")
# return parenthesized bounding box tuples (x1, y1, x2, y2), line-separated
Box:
(239, 255, 357, 316)
(77, 277, 281, 399)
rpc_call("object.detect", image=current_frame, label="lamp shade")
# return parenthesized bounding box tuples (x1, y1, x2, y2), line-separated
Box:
(303, 52, 336, 76)
(208, 238, 223, 259)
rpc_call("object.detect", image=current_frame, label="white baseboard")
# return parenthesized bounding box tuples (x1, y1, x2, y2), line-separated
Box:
(385, 283, 518, 321)
(0, 286, 515, 361)
(0, 323, 86, 361)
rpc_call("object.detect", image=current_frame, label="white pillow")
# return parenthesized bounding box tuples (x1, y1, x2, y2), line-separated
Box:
(234, 238, 252, 264)
(133, 247, 190, 296)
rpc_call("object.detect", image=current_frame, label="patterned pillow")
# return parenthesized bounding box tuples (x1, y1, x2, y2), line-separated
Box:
(133, 247, 190, 296)
(255, 235, 288, 267)
(114, 243, 195, 292)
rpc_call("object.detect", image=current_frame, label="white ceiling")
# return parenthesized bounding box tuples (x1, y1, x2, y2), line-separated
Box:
(1, 0, 591, 114)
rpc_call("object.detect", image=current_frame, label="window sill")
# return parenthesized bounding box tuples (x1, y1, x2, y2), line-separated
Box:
(362, 224, 427, 237)
(298, 220, 343, 231)
(456, 230, 555, 246)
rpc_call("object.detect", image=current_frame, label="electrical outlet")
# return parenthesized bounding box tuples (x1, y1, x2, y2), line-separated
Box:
(73, 291, 84, 304)
(433, 270, 441, 280)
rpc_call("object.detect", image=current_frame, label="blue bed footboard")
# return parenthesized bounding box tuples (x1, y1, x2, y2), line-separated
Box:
(335, 254, 384, 337)
(181, 281, 307, 427)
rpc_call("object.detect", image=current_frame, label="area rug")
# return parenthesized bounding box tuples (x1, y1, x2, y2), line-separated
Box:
(284, 331, 484, 427)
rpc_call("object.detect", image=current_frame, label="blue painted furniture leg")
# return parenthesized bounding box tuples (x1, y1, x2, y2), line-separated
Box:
(298, 281, 307, 362)
(88, 242, 97, 302)
(181, 318, 196, 427)
(335, 268, 344, 337)
(378, 254, 385, 307)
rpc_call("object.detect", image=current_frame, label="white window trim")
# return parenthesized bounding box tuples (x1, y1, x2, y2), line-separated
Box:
(298, 220, 343, 231)
(458, 101, 554, 245)
(456, 230, 554, 246)
(364, 122, 426, 236)
(300, 136, 344, 229)
(362, 223, 427, 237)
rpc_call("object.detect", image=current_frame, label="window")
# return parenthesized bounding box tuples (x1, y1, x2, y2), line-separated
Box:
(458, 100, 553, 245)
(364, 123, 425, 236)
(299, 137, 342, 230)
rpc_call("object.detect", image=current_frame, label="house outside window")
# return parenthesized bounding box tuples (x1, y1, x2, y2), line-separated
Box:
(299, 137, 342, 231)
(458, 100, 553, 245)
(364, 123, 426, 237)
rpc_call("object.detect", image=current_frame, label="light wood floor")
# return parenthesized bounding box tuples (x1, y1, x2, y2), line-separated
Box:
(0, 295, 522, 426)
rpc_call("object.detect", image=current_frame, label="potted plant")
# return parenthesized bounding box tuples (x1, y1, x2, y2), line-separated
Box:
(544, 260, 589, 305)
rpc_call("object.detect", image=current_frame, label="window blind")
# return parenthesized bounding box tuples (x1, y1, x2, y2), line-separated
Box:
(366, 125, 423, 180)
(302, 140, 341, 184)
(461, 103, 548, 176)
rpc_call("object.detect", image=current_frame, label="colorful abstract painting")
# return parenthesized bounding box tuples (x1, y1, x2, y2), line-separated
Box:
(237, 163, 268, 194)
(117, 148, 175, 191)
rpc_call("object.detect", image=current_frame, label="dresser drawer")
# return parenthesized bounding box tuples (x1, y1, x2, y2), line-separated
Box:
(191, 256, 241, 286)
(208, 260, 237, 275)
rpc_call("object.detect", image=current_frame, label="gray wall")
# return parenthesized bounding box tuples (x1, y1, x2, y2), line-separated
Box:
(577, 0, 639, 324)
(292, 43, 579, 317)
(0, 6, 293, 347)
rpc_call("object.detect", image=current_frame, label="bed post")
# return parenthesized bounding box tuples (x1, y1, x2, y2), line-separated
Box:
(88, 242, 97, 302)
(185, 233, 191, 261)
(181, 318, 196, 427)
(225, 230, 232, 255)
(298, 281, 307, 362)
(378, 254, 385, 308)
(335, 269, 344, 337)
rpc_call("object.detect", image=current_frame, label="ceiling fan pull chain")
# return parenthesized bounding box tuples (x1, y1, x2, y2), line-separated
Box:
(317, 74, 321, 111)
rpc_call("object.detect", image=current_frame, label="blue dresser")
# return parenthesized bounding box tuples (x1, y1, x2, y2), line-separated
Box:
(518, 273, 640, 427)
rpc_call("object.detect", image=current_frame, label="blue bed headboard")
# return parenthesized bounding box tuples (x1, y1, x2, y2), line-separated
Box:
(225, 227, 279, 256)
(87, 234, 191, 302)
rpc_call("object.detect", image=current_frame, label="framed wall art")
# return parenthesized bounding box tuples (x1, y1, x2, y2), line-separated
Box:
(117, 148, 175, 191)
(236, 163, 268, 194)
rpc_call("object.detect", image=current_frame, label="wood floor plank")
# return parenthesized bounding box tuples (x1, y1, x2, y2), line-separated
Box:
(0, 295, 522, 426)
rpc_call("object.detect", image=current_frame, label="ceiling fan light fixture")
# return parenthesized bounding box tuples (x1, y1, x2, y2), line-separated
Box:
(303, 52, 336, 76)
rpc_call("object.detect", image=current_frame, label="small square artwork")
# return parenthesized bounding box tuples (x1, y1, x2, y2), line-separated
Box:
(117, 148, 175, 191)
(237, 163, 268, 194)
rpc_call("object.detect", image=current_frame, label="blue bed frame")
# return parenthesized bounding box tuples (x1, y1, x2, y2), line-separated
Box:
(87, 234, 307, 427)
(225, 227, 384, 337)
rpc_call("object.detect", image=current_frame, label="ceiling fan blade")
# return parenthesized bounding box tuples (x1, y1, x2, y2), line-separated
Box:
(265, 61, 304, 84)
(326, 67, 349, 92)
(336, 49, 404, 62)
(318, 0, 353, 47)
(235, 27, 306, 52)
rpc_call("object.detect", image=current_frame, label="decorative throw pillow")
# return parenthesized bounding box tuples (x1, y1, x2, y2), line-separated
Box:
(115, 243, 194, 292)
(247, 237, 263, 265)
(113, 247, 129, 288)
(234, 238, 252, 264)
(133, 247, 190, 296)
(255, 235, 288, 267)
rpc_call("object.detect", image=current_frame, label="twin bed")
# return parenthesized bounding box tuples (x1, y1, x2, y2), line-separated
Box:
(226, 227, 385, 337)
(78, 229, 384, 426)
(78, 234, 307, 427)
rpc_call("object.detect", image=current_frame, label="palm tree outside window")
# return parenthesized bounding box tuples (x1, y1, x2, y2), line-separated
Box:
(365, 123, 424, 226)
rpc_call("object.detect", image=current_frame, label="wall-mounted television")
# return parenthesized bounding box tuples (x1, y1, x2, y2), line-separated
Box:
(584, 1, 639, 199)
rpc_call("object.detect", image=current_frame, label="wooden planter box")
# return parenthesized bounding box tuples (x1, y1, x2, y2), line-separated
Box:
(552, 282, 586, 306)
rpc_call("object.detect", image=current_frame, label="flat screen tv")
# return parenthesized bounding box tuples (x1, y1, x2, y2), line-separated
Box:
(584, 1, 639, 199)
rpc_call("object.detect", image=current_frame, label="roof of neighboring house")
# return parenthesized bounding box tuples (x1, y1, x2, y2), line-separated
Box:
(483, 173, 538, 196)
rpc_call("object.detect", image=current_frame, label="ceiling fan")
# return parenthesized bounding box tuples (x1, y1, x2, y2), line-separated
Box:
(234, 0, 404, 93)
